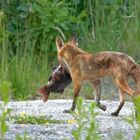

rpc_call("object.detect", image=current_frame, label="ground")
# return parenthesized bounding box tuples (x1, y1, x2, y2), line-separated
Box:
(4, 100, 135, 140)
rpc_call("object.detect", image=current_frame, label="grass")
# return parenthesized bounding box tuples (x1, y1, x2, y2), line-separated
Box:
(71, 98, 100, 140)
(0, 23, 52, 100)
(0, 81, 12, 140)
(0, 0, 140, 100)
(10, 114, 64, 125)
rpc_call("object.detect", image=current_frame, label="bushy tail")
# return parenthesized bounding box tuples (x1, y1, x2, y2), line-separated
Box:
(131, 65, 140, 96)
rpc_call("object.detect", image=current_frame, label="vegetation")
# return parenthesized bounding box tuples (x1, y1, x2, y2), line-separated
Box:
(126, 96, 140, 140)
(0, 0, 140, 100)
(0, 81, 11, 140)
(10, 114, 64, 124)
(0, 82, 140, 139)
(72, 98, 100, 140)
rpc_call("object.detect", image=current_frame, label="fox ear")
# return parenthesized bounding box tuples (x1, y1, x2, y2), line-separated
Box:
(56, 36, 64, 51)
(69, 33, 78, 45)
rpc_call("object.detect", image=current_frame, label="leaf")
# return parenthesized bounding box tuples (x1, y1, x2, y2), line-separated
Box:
(0, 81, 11, 104)
(19, 12, 28, 19)
(17, 4, 29, 12)
(1, 121, 8, 136)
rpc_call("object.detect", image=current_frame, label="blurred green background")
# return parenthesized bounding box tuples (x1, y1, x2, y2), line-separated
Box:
(0, 0, 140, 100)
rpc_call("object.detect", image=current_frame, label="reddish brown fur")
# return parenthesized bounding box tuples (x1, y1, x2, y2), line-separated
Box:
(56, 35, 140, 116)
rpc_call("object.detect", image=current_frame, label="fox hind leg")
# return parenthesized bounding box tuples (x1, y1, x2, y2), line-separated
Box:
(115, 75, 134, 97)
(111, 89, 125, 116)
(112, 75, 134, 116)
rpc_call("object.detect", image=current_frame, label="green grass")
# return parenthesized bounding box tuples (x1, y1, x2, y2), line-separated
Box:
(0, 42, 52, 100)
(10, 114, 64, 125)
(71, 98, 100, 140)
(0, 81, 11, 140)
(0, 0, 140, 100)
(8, 54, 51, 100)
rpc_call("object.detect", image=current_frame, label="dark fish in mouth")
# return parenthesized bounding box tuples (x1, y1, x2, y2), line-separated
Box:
(38, 65, 72, 102)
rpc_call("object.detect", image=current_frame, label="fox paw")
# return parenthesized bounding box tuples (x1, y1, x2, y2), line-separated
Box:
(111, 112, 119, 116)
(63, 109, 72, 113)
(99, 104, 107, 111)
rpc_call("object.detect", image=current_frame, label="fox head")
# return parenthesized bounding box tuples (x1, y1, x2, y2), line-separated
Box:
(55, 34, 79, 63)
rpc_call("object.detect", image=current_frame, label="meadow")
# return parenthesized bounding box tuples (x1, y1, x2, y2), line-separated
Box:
(0, 0, 140, 100)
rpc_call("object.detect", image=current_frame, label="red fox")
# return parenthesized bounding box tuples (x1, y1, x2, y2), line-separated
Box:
(56, 35, 140, 116)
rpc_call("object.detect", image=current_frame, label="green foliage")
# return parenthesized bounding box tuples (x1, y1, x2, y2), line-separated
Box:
(133, 96, 140, 122)
(0, 0, 140, 99)
(0, 81, 11, 140)
(0, 0, 86, 59)
(133, 96, 140, 140)
(79, 0, 140, 57)
(0, 81, 11, 104)
(10, 114, 64, 124)
(72, 98, 100, 140)
(0, 0, 87, 99)
(0, 81, 32, 140)
(16, 134, 32, 140)
(125, 96, 140, 140)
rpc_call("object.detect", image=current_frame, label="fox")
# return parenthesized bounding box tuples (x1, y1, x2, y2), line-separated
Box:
(55, 34, 140, 116)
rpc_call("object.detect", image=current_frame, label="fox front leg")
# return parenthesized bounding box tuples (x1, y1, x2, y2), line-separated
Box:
(63, 82, 81, 113)
(92, 80, 107, 111)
